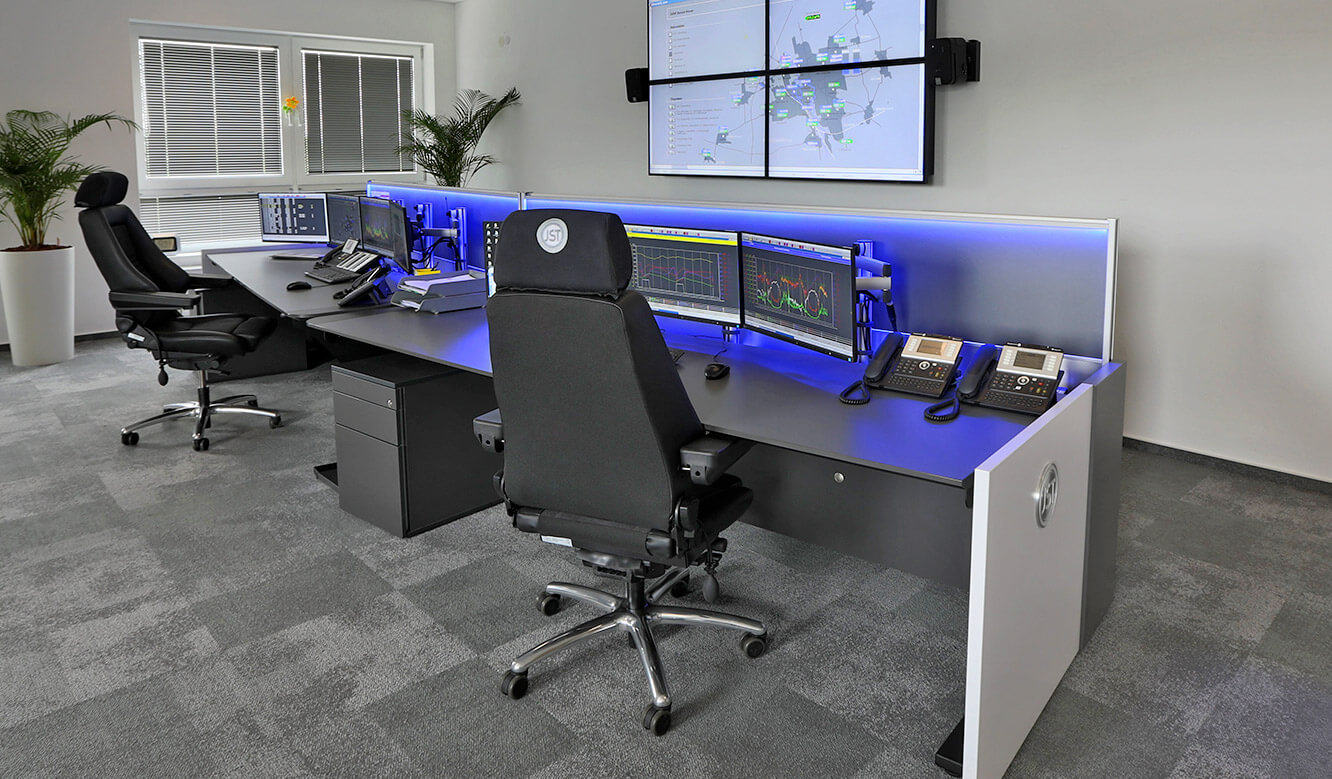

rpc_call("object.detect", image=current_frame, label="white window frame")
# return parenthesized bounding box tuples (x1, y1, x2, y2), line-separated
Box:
(130, 20, 433, 200)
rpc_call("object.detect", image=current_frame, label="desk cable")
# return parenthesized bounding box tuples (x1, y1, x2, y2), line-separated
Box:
(838, 379, 871, 405)
(924, 392, 960, 422)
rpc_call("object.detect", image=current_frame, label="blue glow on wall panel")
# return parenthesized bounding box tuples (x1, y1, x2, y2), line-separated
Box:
(525, 196, 1113, 359)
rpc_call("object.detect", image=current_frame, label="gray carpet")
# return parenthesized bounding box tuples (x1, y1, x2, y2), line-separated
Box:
(1, 339, 1329, 778)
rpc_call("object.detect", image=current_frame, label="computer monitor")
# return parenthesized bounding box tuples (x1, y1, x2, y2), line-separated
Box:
(625, 224, 742, 327)
(258, 193, 328, 243)
(740, 232, 858, 360)
(327, 194, 362, 244)
(359, 197, 411, 273)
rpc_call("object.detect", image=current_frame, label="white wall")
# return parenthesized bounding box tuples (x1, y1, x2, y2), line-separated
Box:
(0, 0, 457, 348)
(454, 0, 1332, 482)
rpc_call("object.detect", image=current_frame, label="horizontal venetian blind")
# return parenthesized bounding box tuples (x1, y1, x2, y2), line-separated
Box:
(139, 195, 262, 245)
(140, 39, 282, 178)
(304, 50, 414, 174)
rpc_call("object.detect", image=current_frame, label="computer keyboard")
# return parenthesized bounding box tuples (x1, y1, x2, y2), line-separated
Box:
(305, 265, 361, 284)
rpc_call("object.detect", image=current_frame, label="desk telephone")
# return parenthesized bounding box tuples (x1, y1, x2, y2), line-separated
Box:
(335, 265, 388, 308)
(841, 332, 963, 405)
(318, 239, 378, 274)
(957, 343, 1064, 415)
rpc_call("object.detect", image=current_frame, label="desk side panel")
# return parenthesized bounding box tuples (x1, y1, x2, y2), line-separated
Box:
(963, 385, 1092, 779)
(1083, 362, 1126, 645)
(734, 444, 973, 590)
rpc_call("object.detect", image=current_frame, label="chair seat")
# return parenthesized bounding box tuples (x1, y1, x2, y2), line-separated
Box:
(154, 314, 276, 356)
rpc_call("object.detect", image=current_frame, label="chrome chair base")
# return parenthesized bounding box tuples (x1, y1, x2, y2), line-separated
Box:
(120, 375, 280, 451)
(500, 569, 768, 734)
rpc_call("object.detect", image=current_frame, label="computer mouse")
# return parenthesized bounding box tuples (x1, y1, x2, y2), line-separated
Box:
(286, 281, 312, 291)
(704, 362, 730, 380)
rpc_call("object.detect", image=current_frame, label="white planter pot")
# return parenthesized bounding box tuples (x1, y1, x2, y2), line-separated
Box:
(0, 246, 76, 366)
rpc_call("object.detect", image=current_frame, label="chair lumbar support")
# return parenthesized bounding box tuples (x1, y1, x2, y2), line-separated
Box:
(119, 370, 280, 452)
(499, 566, 768, 736)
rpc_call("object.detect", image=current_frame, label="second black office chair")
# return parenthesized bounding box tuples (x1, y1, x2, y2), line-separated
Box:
(76, 172, 281, 451)
(474, 209, 768, 735)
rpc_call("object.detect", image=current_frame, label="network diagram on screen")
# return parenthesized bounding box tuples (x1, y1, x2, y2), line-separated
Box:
(647, 0, 932, 182)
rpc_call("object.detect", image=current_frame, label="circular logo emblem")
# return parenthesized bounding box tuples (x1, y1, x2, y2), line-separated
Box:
(536, 218, 568, 254)
(1035, 462, 1058, 528)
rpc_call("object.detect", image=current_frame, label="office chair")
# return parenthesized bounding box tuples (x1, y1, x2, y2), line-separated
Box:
(76, 172, 281, 451)
(473, 209, 768, 736)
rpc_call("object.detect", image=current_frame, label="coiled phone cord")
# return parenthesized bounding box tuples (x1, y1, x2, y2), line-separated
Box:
(924, 392, 960, 422)
(839, 379, 872, 405)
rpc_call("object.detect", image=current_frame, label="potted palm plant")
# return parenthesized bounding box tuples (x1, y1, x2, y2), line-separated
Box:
(0, 109, 134, 366)
(398, 88, 521, 188)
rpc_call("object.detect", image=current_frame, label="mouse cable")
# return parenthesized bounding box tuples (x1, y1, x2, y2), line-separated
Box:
(839, 379, 871, 405)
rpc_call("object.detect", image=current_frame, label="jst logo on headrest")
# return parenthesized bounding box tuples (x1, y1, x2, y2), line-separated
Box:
(537, 218, 568, 254)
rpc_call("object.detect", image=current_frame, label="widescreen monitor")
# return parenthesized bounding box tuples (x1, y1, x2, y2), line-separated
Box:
(625, 223, 742, 326)
(648, 0, 765, 80)
(258, 193, 328, 243)
(359, 197, 411, 272)
(648, 76, 766, 177)
(327, 194, 362, 244)
(740, 232, 858, 360)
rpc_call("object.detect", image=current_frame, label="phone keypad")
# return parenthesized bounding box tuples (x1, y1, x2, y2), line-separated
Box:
(977, 373, 1056, 414)
(877, 359, 954, 398)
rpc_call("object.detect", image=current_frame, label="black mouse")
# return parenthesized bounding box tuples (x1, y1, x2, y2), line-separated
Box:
(704, 362, 730, 380)
(286, 280, 312, 291)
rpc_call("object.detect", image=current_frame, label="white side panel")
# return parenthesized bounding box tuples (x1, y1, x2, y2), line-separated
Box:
(963, 386, 1094, 779)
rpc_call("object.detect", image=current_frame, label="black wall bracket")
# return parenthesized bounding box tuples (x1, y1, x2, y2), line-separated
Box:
(930, 38, 981, 85)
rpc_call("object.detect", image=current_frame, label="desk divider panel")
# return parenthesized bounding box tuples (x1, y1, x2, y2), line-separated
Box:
(367, 182, 523, 272)
(524, 194, 1117, 362)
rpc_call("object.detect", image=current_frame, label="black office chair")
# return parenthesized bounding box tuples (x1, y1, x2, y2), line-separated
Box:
(76, 172, 281, 451)
(473, 209, 768, 735)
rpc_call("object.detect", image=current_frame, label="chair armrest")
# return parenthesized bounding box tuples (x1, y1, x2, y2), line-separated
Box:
(473, 408, 504, 453)
(108, 290, 201, 311)
(186, 273, 233, 289)
(680, 435, 753, 486)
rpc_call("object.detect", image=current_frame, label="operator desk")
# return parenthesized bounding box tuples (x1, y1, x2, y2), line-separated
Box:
(310, 304, 1126, 779)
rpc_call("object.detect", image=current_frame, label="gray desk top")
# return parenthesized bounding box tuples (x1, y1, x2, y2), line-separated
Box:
(310, 307, 1034, 488)
(207, 249, 387, 320)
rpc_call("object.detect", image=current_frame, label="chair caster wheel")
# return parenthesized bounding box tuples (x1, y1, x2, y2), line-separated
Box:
(669, 574, 690, 598)
(269, 416, 282, 429)
(538, 593, 561, 616)
(643, 705, 671, 736)
(193, 438, 209, 452)
(501, 670, 528, 699)
(120, 432, 139, 446)
(741, 633, 767, 658)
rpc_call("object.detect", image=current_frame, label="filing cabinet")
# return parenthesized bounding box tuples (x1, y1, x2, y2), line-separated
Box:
(331, 353, 501, 536)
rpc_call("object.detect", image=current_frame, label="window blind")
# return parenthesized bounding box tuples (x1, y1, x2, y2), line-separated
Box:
(140, 194, 263, 246)
(139, 39, 282, 178)
(304, 50, 414, 175)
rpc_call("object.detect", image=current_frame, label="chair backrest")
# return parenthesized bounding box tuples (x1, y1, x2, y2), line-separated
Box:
(488, 209, 704, 531)
(76, 172, 191, 326)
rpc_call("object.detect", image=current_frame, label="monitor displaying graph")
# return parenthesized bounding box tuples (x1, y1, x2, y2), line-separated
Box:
(625, 223, 742, 326)
(740, 231, 857, 359)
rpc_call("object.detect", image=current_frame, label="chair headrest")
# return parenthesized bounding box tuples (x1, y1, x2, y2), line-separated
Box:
(493, 209, 632, 296)
(75, 172, 129, 208)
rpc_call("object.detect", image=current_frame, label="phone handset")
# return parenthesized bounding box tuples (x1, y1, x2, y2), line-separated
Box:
(839, 332, 903, 405)
(957, 344, 1001, 401)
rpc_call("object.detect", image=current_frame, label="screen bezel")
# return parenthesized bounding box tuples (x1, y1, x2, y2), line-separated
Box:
(258, 192, 329, 243)
(644, 0, 937, 184)
(739, 231, 859, 361)
(624, 222, 743, 327)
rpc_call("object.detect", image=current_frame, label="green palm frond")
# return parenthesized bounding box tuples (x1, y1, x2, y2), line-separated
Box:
(0, 109, 136, 249)
(397, 87, 520, 188)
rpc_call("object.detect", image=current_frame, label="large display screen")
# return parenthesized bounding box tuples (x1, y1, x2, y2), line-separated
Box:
(649, 77, 766, 177)
(740, 232, 857, 359)
(327, 194, 362, 244)
(359, 197, 410, 271)
(646, 0, 934, 183)
(648, 0, 765, 80)
(258, 193, 328, 243)
(625, 223, 742, 326)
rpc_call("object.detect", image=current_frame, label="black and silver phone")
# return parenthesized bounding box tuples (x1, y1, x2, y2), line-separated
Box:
(865, 332, 965, 399)
(958, 342, 1064, 415)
